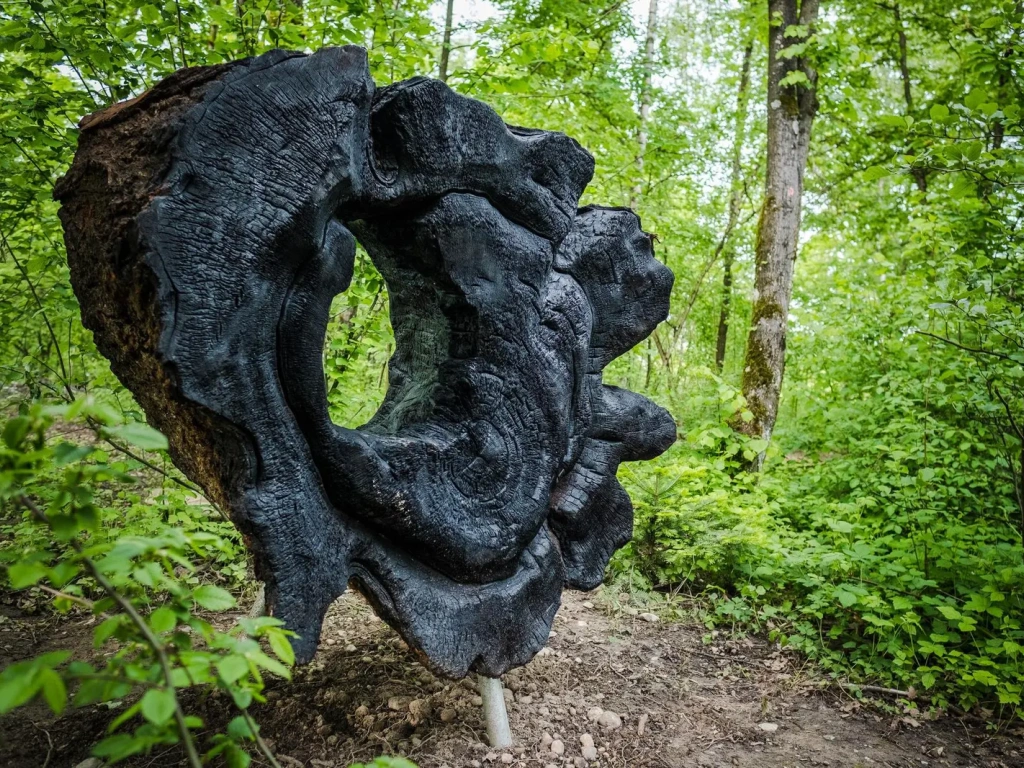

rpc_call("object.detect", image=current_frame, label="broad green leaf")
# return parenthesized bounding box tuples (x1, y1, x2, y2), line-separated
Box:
(194, 585, 236, 611)
(149, 606, 177, 634)
(140, 687, 177, 725)
(105, 422, 168, 451)
(38, 668, 66, 715)
(268, 630, 295, 666)
(216, 655, 249, 684)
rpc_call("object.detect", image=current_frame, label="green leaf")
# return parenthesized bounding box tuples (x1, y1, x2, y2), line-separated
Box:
(105, 422, 168, 451)
(779, 69, 809, 88)
(216, 655, 249, 684)
(94, 615, 125, 647)
(268, 631, 295, 666)
(227, 714, 256, 741)
(225, 743, 253, 768)
(835, 589, 858, 608)
(937, 605, 962, 620)
(1, 416, 31, 449)
(193, 585, 236, 611)
(0, 664, 39, 714)
(929, 103, 949, 120)
(972, 670, 998, 686)
(149, 606, 177, 634)
(964, 89, 986, 110)
(863, 166, 890, 181)
(8, 561, 47, 589)
(38, 668, 66, 715)
(140, 687, 177, 725)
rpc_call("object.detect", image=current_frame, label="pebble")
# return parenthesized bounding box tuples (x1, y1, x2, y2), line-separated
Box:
(409, 698, 431, 724)
(541, 733, 553, 748)
(440, 707, 458, 723)
(500, 754, 514, 764)
(587, 706, 604, 722)
(639, 612, 660, 623)
(638, 713, 649, 736)
(344, 644, 356, 652)
(598, 710, 623, 730)
(551, 739, 565, 755)
(581, 733, 598, 761)
(74, 760, 103, 768)
(388, 696, 410, 711)
(582, 601, 594, 609)
(354, 705, 369, 717)
(758, 722, 779, 733)
(471, 695, 484, 706)
(574, 758, 587, 768)
(484, 753, 497, 763)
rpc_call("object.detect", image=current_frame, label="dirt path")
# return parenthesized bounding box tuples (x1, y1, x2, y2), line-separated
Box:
(1, 590, 1022, 767)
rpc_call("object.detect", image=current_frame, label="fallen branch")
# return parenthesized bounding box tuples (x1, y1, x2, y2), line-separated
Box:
(838, 682, 915, 699)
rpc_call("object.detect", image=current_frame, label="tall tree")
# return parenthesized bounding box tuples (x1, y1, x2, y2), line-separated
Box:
(630, 0, 659, 210)
(736, 0, 820, 468)
(439, 0, 455, 82)
(715, 39, 754, 372)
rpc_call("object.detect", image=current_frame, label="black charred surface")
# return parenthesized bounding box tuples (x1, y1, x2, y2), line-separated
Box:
(55, 47, 676, 678)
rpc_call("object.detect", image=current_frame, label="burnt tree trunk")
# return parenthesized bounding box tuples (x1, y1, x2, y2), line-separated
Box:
(736, 0, 819, 469)
(54, 47, 675, 677)
(715, 40, 754, 373)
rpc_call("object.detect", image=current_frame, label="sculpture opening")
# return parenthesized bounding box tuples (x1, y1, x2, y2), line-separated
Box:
(322, 254, 391, 430)
(55, 47, 677, 678)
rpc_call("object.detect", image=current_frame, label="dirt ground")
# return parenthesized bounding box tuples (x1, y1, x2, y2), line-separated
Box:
(1, 588, 1022, 768)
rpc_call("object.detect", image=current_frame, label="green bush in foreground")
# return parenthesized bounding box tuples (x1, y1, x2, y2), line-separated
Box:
(0, 401, 295, 766)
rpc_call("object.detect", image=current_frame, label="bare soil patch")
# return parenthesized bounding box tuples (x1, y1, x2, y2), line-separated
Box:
(1, 590, 1022, 767)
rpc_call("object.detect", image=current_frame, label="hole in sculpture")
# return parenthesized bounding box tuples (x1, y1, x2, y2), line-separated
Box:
(323, 247, 392, 429)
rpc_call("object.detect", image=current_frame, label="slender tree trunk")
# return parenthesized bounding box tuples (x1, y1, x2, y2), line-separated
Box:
(736, 0, 819, 470)
(894, 4, 927, 192)
(439, 0, 455, 83)
(630, 0, 659, 210)
(715, 40, 754, 372)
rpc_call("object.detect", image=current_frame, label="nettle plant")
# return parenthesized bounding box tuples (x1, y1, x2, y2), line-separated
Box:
(0, 399, 295, 767)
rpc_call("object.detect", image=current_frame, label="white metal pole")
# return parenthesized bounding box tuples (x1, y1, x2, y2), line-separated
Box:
(477, 675, 512, 748)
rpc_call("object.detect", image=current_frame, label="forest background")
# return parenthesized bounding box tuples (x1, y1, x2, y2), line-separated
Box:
(0, 0, 1022, 764)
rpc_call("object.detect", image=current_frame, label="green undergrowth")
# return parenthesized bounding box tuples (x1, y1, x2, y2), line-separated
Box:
(614, 371, 1024, 720)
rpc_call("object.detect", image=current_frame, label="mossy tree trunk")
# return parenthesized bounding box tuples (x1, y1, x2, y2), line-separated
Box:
(736, 0, 819, 469)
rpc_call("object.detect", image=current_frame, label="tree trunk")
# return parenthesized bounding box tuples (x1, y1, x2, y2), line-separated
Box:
(438, 0, 455, 83)
(894, 4, 928, 192)
(715, 40, 754, 372)
(736, 0, 819, 470)
(629, 0, 659, 210)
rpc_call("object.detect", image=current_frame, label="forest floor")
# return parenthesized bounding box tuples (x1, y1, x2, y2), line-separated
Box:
(1, 588, 1023, 768)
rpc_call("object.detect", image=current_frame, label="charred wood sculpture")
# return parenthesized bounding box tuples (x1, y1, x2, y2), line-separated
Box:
(55, 47, 676, 678)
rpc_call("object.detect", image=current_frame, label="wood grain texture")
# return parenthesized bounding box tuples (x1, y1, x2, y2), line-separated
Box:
(55, 47, 675, 678)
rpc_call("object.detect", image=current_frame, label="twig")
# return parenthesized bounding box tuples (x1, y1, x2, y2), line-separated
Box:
(31, 723, 54, 768)
(17, 495, 204, 768)
(243, 708, 282, 768)
(916, 330, 1016, 363)
(838, 682, 915, 698)
(36, 584, 97, 611)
